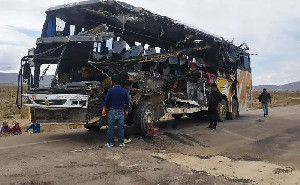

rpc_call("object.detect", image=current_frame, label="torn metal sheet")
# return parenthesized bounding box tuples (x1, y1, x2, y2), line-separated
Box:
(36, 33, 114, 44)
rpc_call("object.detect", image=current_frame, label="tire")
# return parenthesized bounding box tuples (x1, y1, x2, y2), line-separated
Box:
(133, 102, 155, 134)
(84, 124, 101, 131)
(229, 99, 238, 120)
(219, 99, 227, 122)
(86, 100, 104, 124)
(172, 114, 183, 120)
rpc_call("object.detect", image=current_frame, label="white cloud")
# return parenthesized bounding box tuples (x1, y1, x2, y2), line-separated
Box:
(0, 0, 299, 85)
(0, 26, 35, 45)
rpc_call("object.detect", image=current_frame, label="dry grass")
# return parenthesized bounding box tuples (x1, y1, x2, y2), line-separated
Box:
(252, 91, 300, 109)
(0, 86, 84, 133)
(0, 86, 29, 119)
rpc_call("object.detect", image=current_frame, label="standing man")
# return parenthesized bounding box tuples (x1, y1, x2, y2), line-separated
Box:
(259, 88, 271, 117)
(207, 83, 223, 130)
(102, 75, 129, 147)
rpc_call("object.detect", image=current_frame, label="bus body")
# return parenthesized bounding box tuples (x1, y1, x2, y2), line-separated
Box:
(17, 0, 252, 133)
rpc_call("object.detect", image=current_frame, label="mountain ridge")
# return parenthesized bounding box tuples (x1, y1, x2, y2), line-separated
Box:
(0, 72, 52, 85)
(253, 81, 300, 92)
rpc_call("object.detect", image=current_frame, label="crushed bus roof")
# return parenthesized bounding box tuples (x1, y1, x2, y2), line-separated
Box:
(45, 0, 220, 49)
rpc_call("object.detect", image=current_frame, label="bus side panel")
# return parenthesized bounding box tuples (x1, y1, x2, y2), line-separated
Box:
(217, 77, 233, 111)
(236, 69, 252, 112)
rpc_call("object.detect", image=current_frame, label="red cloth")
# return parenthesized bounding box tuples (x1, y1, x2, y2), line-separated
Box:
(11, 125, 22, 133)
(146, 126, 159, 136)
(207, 73, 214, 86)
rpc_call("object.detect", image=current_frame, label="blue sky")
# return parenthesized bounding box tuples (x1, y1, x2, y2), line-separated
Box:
(0, 0, 299, 85)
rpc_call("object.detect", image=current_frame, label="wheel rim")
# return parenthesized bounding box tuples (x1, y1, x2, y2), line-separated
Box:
(220, 103, 227, 121)
(143, 107, 154, 128)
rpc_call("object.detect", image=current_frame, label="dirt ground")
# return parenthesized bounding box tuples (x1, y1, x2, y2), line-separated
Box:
(252, 91, 300, 109)
(0, 105, 300, 185)
(1, 86, 300, 184)
(0, 86, 28, 119)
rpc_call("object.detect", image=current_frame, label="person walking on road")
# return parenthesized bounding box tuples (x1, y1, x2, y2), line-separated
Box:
(102, 76, 129, 147)
(207, 83, 223, 130)
(259, 88, 271, 117)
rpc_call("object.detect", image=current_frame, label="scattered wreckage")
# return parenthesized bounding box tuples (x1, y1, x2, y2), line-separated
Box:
(16, 0, 252, 133)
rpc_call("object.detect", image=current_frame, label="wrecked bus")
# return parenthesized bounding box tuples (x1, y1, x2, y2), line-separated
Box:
(16, 0, 252, 133)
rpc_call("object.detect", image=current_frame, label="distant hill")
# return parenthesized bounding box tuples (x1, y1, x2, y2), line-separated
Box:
(0, 72, 52, 85)
(253, 81, 300, 92)
(0, 73, 18, 85)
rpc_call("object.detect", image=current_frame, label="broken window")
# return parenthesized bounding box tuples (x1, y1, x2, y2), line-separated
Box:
(239, 54, 251, 71)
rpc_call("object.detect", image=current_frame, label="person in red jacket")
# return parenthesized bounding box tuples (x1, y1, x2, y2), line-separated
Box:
(11, 121, 22, 135)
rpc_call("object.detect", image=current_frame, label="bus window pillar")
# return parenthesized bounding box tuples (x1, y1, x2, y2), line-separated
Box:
(34, 63, 41, 88)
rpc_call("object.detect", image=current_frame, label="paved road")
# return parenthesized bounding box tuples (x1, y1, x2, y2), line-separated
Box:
(0, 105, 299, 185)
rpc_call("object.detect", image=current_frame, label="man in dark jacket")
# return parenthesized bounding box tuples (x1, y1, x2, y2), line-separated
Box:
(102, 75, 129, 147)
(207, 83, 223, 130)
(259, 88, 271, 117)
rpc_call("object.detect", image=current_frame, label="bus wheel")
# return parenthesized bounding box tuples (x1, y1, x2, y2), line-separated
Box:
(172, 114, 183, 119)
(133, 102, 155, 134)
(229, 99, 239, 120)
(219, 99, 227, 122)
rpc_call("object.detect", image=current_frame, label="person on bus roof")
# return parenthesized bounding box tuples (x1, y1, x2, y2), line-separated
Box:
(207, 83, 222, 130)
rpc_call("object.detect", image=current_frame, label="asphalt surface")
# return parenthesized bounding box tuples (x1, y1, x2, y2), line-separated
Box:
(0, 105, 299, 185)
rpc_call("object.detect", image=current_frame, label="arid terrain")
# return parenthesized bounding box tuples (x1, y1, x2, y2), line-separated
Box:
(1, 86, 300, 134)
(0, 86, 28, 119)
(252, 91, 300, 109)
(0, 86, 82, 134)
(0, 105, 300, 185)
(1, 86, 300, 185)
